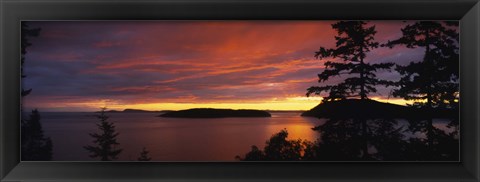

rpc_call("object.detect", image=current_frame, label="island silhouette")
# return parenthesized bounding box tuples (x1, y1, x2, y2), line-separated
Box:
(159, 108, 271, 118)
(301, 99, 457, 119)
(105, 109, 164, 113)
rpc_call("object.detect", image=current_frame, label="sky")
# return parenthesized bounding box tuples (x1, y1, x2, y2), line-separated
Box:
(23, 21, 438, 112)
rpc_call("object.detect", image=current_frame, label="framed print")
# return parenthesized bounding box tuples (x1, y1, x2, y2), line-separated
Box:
(17, 20, 461, 162)
(1, 0, 479, 181)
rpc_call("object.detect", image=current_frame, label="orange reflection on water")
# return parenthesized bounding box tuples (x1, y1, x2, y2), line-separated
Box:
(264, 113, 321, 142)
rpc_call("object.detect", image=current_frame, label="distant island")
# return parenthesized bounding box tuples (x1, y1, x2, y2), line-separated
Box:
(301, 99, 457, 119)
(105, 109, 164, 113)
(264, 110, 307, 112)
(159, 108, 271, 118)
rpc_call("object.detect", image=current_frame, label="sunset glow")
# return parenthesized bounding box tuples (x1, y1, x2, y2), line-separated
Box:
(21, 20, 460, 162)
(23, 21, 427, 112)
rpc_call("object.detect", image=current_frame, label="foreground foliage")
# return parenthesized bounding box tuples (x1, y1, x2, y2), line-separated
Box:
(84, 108, 123, 161)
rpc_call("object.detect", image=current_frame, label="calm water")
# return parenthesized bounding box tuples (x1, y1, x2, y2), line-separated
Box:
(40, 111, 324, 161)
(38, 112, 454, 161)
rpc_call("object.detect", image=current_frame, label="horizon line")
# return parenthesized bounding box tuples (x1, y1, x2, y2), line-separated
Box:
(21, 108, 310, 113)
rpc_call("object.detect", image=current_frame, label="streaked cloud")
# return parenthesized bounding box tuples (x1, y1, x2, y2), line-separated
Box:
(22, 21, 439, 111)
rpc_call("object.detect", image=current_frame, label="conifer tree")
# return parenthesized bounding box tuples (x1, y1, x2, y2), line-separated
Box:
(21, 109, 53, 161)
(384, 21, 459, 109)
(384, 21, 459, 148)
(307, 21, 394, 101)
(137, 147, 152, 161)
(21, 22, 40, 97)
(307, 21, 396, 159)
(84, 108, 123, 161)
(21, 22, 53, 161)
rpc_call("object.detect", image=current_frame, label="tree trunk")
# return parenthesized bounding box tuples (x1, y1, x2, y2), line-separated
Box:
(360, 49, 366, 100)
(359, 47, 368, 159)
(361, 118, 369, 159)
(425, 29, 434, 149)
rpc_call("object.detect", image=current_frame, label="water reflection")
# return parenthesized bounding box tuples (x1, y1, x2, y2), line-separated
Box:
(41, 112, 457, 161)
(238, 117, 458, 161)
(42, 111, 320, 161)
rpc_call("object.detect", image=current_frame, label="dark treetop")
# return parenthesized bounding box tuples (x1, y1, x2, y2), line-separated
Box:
(383, 21, 459, 109)
(307, 21, 394, 101)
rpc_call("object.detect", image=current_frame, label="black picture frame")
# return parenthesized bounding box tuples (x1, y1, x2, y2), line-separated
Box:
(1, 0, 479, 181)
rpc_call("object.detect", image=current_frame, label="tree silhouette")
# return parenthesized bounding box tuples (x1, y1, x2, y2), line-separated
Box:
(307, 21, 394, 101)
(84, 108, 122, 161)
(311, 119, 365, 160)
(21, 22, 40, 97)
(20, 22, 52, 161)
(307, 118, 407, 161)
(137, 147, 152, 161)
(383, 21, 459, 148)
(236, 129, 308, 161)
(306, 21, 397, 159)
(384, 21, 459, 109)
(21, 109, 53, 161)
(236, 145, 266, 161)
(262, 129, 304, 160)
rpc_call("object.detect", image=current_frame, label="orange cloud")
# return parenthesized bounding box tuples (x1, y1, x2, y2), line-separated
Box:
(24, 21, 434, 112)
